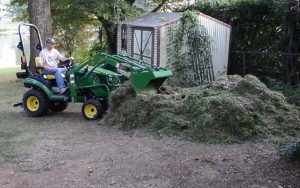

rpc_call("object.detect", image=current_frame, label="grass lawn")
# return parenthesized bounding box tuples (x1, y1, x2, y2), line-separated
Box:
(0, 67, 20, 75)
(0, 67, 35, 163)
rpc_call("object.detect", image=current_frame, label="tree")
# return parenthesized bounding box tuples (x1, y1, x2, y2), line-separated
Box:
(68, 0, 172, 53)
(11, 0, 181, 55)
(50, 0, 95, 56)
(28, 0, 52, 72)
(68, 0, 138, 54)
(181, 0, 300, 84)
(282, 0, 300, 84)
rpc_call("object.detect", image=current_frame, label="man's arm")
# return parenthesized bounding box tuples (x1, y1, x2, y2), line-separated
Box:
(55, 50, 68, 62)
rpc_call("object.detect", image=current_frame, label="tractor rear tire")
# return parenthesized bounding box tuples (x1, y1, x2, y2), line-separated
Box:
(23, 89, 49, 117)
(82, 99, 103, 120)
(50, 101, 68, 112)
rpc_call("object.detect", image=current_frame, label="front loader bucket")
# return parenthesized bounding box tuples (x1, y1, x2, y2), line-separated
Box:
(129, 69, 172, 93)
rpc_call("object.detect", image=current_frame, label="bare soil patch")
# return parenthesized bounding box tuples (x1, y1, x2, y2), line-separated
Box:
(0, 69, 299, 187)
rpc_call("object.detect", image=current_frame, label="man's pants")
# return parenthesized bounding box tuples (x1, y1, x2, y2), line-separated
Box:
(43, 68, 67, 89)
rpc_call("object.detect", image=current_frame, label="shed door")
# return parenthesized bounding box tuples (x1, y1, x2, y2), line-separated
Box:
(132, 28, 153, 65)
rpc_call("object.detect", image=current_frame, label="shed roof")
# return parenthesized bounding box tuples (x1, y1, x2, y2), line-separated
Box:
(121, 12, 182, 28)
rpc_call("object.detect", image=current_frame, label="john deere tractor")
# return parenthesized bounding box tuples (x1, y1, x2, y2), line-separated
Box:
(16, 23, 172, 120)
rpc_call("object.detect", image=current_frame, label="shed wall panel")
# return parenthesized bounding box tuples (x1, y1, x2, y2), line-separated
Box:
(127, 26, 132, 55)
(198, 14, 231, 79)
(159, 26, 168, 67)
(153, 28, 158, 66)
(117, 25, 122, 54)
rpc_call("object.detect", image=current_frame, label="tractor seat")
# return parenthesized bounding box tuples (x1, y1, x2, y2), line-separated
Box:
(35, 57, 65, 80)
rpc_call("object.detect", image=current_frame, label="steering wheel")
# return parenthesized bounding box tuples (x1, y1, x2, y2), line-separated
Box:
(59, 59, 73, 71)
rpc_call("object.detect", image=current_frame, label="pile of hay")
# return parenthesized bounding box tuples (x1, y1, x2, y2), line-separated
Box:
(104, 75, 300, 143)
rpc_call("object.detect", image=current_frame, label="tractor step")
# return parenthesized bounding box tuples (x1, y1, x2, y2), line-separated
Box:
(16, 72, 28, 79)
(13, 102, 22, 107)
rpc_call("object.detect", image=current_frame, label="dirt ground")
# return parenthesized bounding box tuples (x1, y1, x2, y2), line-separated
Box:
(0, 68, 299, 188)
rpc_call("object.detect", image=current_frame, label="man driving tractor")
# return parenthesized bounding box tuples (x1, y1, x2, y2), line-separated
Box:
(16, 23, 172, 119)
(39, 38, 70, 94)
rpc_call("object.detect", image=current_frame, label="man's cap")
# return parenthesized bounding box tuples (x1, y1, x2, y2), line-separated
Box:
(46, 38, 56, 44)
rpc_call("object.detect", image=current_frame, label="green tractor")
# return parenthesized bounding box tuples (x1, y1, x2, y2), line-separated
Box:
(16, 23, 172, 120)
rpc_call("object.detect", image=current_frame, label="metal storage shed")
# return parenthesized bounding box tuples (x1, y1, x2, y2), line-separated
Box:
(117, 12, 231, 79)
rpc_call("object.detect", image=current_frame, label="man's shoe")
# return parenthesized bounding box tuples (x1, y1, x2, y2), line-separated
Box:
(60, 87, 67, 94)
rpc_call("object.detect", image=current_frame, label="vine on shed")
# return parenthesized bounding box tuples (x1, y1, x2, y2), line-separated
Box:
(166, 11, 213, 87)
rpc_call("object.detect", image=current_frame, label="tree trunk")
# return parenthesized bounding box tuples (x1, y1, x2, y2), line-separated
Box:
(284, 21, 298, 84)
(105, 28, 117, 54)
(151, 0, 168, 12)
(28, 0, 52, 74)
(98, 26, 103, 49)
(98, 16, 117, 54)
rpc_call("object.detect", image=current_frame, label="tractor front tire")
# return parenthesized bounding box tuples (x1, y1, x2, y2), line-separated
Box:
(23, 89, 49, 117)
(100, 99, 109, 112)
(50, 101, 68, 112)
(82, 99, 103, 120)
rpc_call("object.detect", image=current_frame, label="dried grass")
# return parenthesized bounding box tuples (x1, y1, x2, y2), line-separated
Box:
(104, 75, 300, 143)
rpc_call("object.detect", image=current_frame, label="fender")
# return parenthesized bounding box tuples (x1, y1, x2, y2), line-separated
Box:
(24, 77, 65, 101)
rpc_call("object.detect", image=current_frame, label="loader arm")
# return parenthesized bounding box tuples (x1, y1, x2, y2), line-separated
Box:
(68, 52, 172, 95)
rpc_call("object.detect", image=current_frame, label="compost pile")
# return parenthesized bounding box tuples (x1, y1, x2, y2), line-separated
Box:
(104, 75, 300, 143)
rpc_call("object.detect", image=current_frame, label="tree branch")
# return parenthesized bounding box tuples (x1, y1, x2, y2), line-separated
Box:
(125, 0, 135, 5)
(151, 0, 168, 12)
(97, 15, 109, 26)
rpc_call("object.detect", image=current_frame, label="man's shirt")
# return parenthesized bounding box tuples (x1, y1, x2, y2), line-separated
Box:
(39, 48, 65, 68)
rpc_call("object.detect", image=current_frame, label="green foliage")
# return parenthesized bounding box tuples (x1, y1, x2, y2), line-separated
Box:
(179, 0, 300, 83)
(89, 40, 109, 56)
(264, 77, 300, 106)
(9, 0, 182, 57)
(9, 0, 28, 21)
(181, 0, 291, 51)
(71, 48, 91, 64)
(166, 10, 213, 87)
(50, 0, 97, 56)
(73, 0, 139, 25)
(9, 0, 140, 54)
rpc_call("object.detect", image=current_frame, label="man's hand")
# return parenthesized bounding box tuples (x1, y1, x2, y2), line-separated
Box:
(44, 65, 53, 70)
